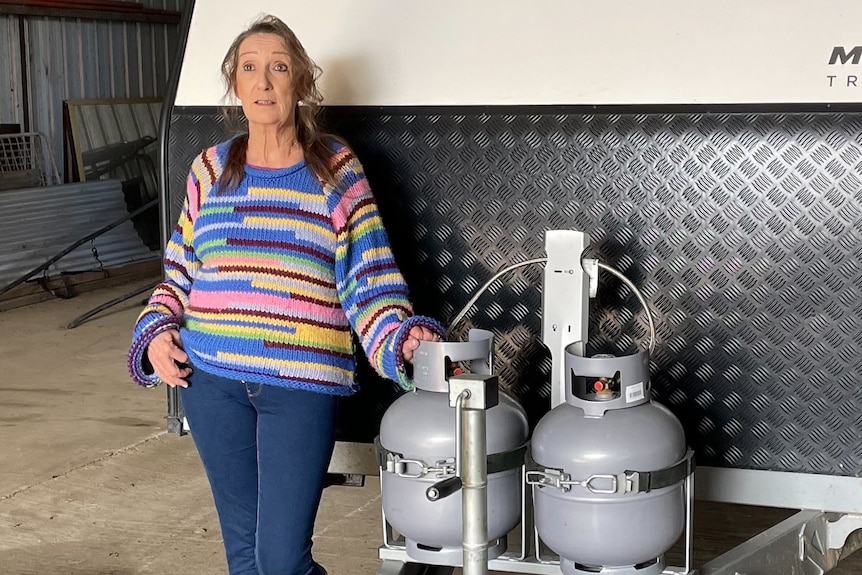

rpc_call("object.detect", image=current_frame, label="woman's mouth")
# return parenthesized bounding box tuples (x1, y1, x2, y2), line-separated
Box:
(254, 100, 275, 105)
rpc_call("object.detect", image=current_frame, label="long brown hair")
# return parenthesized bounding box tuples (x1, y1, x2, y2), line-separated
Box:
(218, 15, 344, 192)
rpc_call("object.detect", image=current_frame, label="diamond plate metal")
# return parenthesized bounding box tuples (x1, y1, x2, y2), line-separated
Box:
(166, 109, 862, 476)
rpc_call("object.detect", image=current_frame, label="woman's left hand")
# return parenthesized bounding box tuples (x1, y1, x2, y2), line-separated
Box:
(402, 325, 442, 363)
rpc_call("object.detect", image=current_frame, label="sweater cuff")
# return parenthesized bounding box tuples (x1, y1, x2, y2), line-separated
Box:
(128, 314, 181, 388)
(390, 315, 447, 390)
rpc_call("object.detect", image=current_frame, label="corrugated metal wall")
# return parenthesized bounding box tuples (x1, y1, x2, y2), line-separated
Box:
(0, 179, 158, 287)
(0, 0, 186, 181)
(0, 14, 24, 130)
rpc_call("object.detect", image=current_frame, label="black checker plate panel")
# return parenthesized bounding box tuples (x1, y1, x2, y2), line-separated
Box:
(167, 109, 862, 476)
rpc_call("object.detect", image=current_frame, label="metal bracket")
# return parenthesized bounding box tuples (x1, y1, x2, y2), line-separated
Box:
(825, 514, 862, 551)
(448, 373, 500, 410)
(699, 510, 862, 575)
(542, 230, 590, 409)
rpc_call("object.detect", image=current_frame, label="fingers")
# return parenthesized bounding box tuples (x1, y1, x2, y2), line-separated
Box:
(148, 330, 191, 388)
(162, 362, 193, 388)
(167, 330, 190, 364)
(409, 326, 442, 343)
(404, 327, 441, 354)
(402, 325, 444, 364)
(152, 330, 189, 365)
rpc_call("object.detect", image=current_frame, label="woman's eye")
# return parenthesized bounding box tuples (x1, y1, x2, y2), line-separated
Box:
(242, 63, 254, 71)
(273, 63, 289, 72)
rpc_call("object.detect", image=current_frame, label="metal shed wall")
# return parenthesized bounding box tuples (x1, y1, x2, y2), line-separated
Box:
(0, 0, 186, 181)
(0, 179, 158, 287)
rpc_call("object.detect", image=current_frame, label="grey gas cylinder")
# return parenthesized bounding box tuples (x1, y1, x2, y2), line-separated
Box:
(377, 329, 530, 567)
(529, 347, 693, 575)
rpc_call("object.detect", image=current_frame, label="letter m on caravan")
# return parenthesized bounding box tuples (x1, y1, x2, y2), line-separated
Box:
(829, 46, 862, 65)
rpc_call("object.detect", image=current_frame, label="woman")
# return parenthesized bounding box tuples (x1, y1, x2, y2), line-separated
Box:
(127, 15, 444, 575)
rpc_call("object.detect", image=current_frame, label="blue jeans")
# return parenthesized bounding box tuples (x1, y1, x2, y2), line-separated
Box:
(180, 366, 336, 575)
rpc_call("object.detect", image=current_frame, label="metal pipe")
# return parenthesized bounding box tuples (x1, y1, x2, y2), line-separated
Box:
(685, 471, 694, 574)
(454, 389, 468, 477)
(66, 278, 160, 329)
(460, 403, 488, 575)
(0, 197, 158, 297)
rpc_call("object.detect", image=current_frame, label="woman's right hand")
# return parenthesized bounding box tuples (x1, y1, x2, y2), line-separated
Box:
(147, 329, 192, 388)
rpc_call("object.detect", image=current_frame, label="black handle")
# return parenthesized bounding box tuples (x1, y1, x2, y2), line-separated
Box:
(425, 476, 462, 501)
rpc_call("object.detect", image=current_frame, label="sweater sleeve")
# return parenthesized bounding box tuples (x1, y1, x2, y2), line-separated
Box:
(127, 163, 204, 387)
(329, 148, 445, 390)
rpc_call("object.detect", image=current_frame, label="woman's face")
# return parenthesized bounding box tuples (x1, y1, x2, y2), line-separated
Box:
(234, 33, 296, 130)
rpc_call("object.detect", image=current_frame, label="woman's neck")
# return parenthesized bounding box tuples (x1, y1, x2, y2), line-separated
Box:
(246, 126, 302, 168)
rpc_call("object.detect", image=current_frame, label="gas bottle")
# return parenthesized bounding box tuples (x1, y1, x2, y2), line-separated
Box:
(529, 347, 693, 575)
(377, 329, 529, 566)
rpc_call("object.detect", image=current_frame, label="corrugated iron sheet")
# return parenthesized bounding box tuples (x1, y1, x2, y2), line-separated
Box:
(66, 99, 161, 196)
(0, 0, 186, 181)
(70, 100, 161, 154)
(0, 179, 158, 287)
(0, 15, 24, 130)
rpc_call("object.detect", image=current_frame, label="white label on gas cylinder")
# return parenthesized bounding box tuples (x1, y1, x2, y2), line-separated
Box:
(626, 382, 645, 403)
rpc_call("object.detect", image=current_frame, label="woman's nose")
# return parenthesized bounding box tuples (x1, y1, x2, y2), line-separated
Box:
(256, 71, 272, 89)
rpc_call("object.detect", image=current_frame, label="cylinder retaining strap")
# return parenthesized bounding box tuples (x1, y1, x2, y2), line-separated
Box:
(527, 449, 696, 494)
(626, 449, 696, 493)
(374, 436, 528, 479)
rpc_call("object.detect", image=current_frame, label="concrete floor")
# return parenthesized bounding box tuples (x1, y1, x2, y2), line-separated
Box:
(1, 280, 861, 574)
(0, 281, 383, 575)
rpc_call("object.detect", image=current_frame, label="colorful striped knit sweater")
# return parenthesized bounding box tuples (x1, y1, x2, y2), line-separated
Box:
(128, 139, 444, 395)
